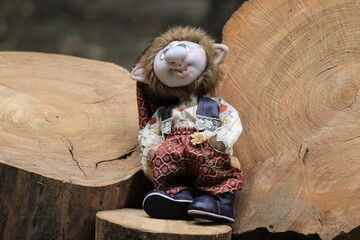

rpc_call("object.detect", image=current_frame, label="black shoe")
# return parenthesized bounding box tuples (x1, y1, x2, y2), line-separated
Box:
(142, 190, 194, 220)
(187, 192, 235, 223)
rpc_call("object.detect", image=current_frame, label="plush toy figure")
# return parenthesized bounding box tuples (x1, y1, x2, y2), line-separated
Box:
(131, 26, 244, 223)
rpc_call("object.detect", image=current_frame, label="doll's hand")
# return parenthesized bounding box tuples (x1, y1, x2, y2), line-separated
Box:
(190, 132, 206, 145)
(148, 144, 161, 159)
(208, 136, 226, 152)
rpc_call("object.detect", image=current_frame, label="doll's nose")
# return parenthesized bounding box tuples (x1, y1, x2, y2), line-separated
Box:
(164, 46, 188, 65)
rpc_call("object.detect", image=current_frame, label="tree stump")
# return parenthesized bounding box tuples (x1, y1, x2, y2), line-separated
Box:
(220, 0, 360, 239)
(0, 52, 148, 240)
(95, 208, 232, 240)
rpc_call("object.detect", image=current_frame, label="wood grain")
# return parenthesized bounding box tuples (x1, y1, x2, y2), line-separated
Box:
(220, 0, 360, 239)
(0, 52, 148, 240)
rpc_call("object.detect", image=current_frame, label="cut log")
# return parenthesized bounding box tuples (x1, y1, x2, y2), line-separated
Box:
(95, 208, 232, 240)
(220, 0, 360, 239)
(0, 52, 148, 240)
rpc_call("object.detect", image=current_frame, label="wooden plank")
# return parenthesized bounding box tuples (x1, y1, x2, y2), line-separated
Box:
(96, 208, 232, 240)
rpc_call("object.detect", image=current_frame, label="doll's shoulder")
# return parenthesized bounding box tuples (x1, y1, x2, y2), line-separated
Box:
(153, 106, 166, 114)
(148, 106, 166, 120)
(209, 97, 239, 114)
(209, 97, 231, 106)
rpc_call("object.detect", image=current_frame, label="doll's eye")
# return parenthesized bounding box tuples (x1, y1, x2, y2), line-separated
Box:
(160, 49, 169, 60)
(178, 43, 191, 52)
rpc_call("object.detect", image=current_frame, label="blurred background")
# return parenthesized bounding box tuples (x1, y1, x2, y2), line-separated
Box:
(0, 0, 245, 70)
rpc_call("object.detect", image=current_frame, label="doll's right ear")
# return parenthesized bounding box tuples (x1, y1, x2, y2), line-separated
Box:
(130, 63, 147, 83)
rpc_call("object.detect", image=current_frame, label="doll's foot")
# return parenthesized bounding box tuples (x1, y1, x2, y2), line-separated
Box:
(187, 192, 235, 223)
(142, 190, 194, 220)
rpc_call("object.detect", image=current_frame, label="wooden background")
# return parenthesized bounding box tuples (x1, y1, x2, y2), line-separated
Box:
(220, 0, 360, 239)
(1, 0, 360, 239)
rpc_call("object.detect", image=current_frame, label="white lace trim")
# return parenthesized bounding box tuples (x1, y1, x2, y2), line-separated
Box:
(140, 153, 149, 170)
(162, 118, 172, 135)
(196, 115, 221, 132)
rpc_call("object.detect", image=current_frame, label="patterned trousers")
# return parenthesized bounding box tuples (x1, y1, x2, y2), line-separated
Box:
(151, 127, 244, 195)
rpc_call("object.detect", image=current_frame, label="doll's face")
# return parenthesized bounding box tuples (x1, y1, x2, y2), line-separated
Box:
(153, 41, 207, 88)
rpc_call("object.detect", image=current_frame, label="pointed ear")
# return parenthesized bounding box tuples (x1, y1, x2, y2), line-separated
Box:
(212, 44, 229, 65)
(130, 63, 147, 83)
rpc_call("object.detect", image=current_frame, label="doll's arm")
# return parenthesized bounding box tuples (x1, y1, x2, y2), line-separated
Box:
(202, 98, 243, 156)
(138, 107, 165, 175)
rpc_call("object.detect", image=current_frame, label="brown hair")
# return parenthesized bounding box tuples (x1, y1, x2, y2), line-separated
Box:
(139, 26, 221, 103)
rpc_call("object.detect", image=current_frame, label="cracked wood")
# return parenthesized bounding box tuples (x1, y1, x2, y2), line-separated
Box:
(0, 52, 147, 240)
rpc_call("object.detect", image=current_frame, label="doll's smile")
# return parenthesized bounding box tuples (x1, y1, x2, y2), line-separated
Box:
(171, 65, 190, 78)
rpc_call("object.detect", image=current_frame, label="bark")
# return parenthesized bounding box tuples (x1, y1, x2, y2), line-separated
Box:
(96, 208, 232, 240)
(219, 0, 360, 239)
(0, 52, 149, 240)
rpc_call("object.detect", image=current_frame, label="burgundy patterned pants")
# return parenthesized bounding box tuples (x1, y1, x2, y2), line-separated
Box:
(151, 127, 244, 195)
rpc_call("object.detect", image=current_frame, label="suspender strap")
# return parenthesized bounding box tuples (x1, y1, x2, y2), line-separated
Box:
(162, 103, 176, 121)
(197, 97, 219, 119)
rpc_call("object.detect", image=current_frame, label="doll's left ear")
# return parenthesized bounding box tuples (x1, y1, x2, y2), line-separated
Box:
(213, 43, 229, 65)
